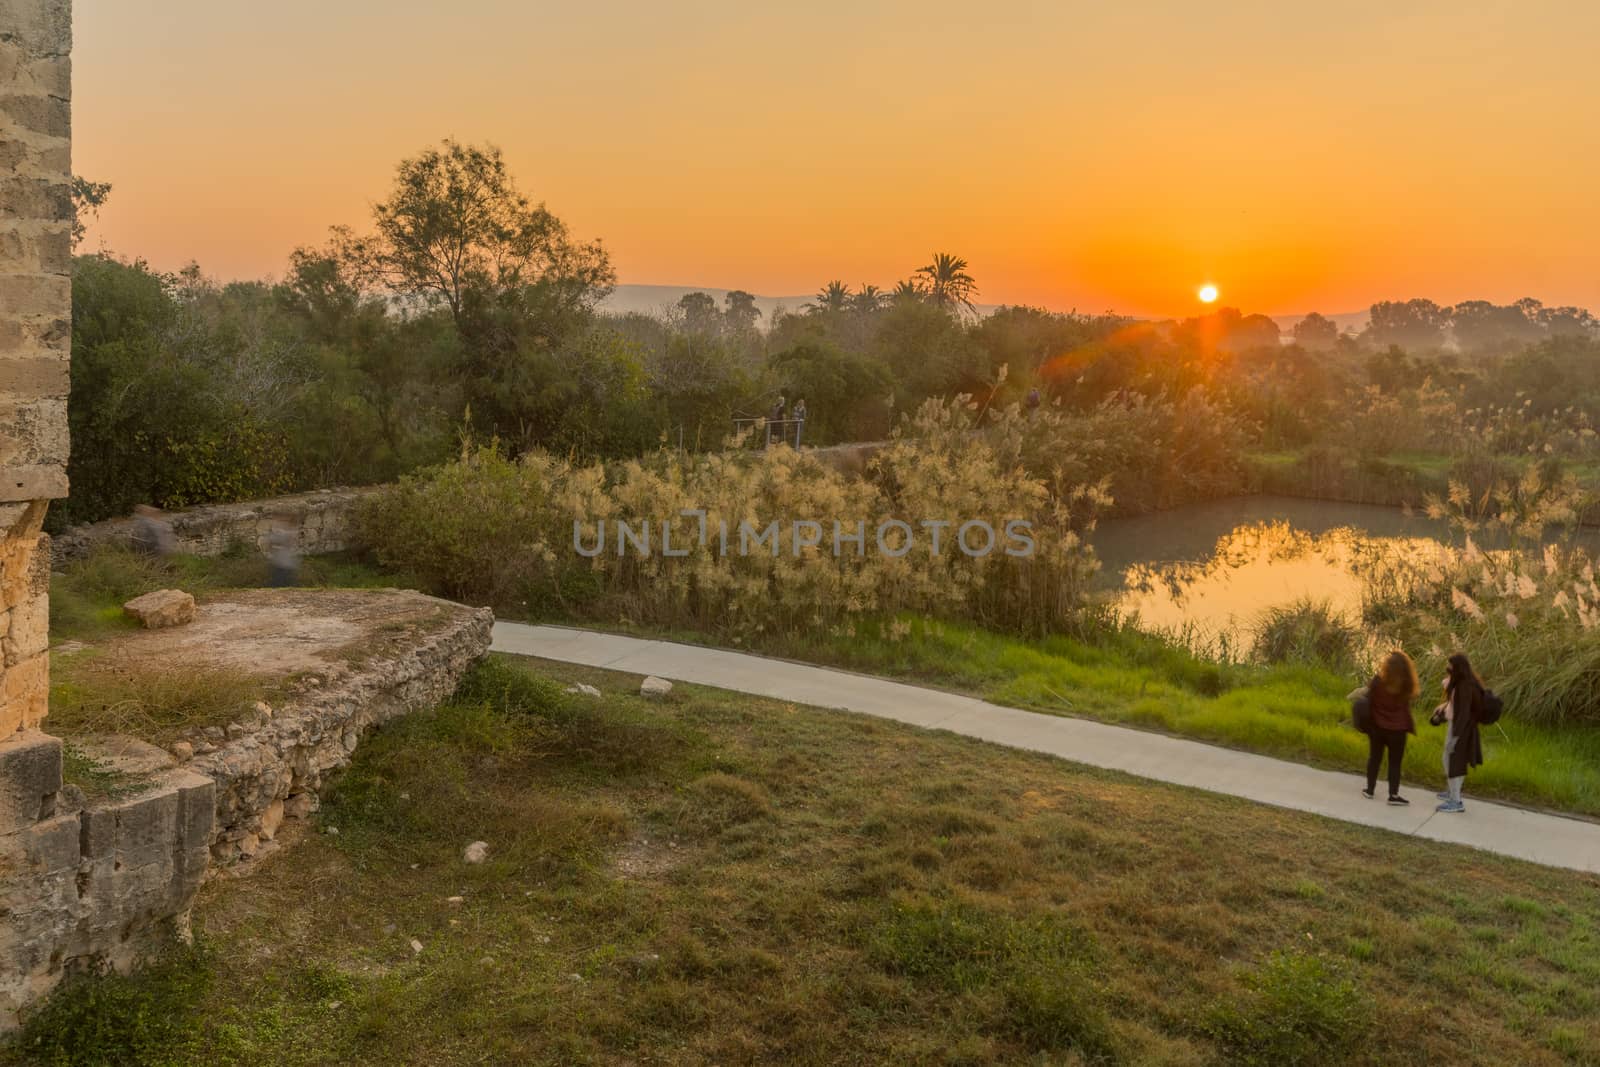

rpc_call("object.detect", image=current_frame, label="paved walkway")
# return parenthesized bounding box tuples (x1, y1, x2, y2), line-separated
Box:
(491, 622, 1600, 876)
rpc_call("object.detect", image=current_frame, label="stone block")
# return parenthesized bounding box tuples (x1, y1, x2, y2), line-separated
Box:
(0, 177, 71, 224)
(0, 729, 60, 833)
(0, 0, 73, 56)
(1, 592, 46, 666)
(122, 589, 196, 629)
(0, 356, 68, 401)
(0, 94, 68, 138)
(0, 274, 69, 313)
(0, 655, 48, 735)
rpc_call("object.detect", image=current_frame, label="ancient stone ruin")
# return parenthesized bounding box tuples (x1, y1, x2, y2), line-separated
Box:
(0, 4, 493, 1025)
(1, 0, 77, 1029)
(50, 485, 381, 564)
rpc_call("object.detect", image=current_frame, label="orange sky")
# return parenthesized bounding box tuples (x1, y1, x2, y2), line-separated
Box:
(73, 1, 1600, 318)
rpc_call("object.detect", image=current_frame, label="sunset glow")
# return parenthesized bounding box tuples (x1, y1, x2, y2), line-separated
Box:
(1198, 285, 1219, 305)
(70, 1, 1600, 318)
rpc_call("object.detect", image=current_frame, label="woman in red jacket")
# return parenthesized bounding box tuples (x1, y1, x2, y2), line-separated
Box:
(1363, 650, 1419, 804)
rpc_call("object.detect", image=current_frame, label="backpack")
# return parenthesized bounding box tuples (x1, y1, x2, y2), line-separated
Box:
(1348, 686, 1372, 734)
(1477, 689, 1505, 726)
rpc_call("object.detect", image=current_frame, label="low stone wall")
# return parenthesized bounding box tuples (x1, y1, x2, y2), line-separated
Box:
(190, 592, 493, 864)
(0, 588, 491, 1028)
(0, 733, 214, 1028)
(50, 486, 383, 564)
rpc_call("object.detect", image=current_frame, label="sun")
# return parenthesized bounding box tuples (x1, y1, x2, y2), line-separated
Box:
(1198, 284, 1219, 304)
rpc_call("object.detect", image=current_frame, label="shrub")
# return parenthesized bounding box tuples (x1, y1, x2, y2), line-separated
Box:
(1204, 951, 1367, 1066)
(1359, 469, 1600, 725)
(356, 397, 1107, 638)
(1252, 599, 1361, 670)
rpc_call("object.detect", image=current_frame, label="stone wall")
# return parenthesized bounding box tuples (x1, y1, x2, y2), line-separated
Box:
(1, 0, 71, 738)
(0, 586, 492, 1027)
(0, 0, 80, 1028)
(181, 590, 493, 866)
(51, 485, 383, 564)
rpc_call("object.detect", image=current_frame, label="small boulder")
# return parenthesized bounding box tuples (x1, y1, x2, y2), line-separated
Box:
(640, 676, 673, 699)
(170, 741, 194, 763)
(122, 589, 196, 629)
(463, 840, 489, 864)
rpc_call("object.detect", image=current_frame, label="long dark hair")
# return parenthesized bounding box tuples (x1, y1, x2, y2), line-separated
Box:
(1446, 653, 1482, 695)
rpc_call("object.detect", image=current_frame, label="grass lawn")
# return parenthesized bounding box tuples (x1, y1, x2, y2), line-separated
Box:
(48, 546, 1600, 817)
(9, 655, 1599, 1066)
(639, 617, 1600, 820)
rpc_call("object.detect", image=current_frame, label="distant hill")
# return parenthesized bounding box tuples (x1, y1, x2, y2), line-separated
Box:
(601, 284, 1003, 321)
(1269, 310, 1370, 336)
(600, 285, 811, 322)
(603, 285, 1371, 336)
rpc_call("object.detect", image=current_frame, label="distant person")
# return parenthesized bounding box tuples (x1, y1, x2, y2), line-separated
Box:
(792, 398, 807, 447)
(1361, 649, 1418, 804)
(129, 504, 176, 558)
(1026, 387, 1041, 414)
(265, 513, 301, 588)
(768, 393, 786, 446)
(1431, 653, 1486, 813)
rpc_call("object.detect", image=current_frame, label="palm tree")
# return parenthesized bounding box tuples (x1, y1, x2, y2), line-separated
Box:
(807, 280, 852, 316)
(890, 279, 924, 304)
(852, 284, 884, 314)
(914, 253, 978, 315)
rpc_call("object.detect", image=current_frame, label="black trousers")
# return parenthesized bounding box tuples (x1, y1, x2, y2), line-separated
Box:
(1366, 728, 1407, 795)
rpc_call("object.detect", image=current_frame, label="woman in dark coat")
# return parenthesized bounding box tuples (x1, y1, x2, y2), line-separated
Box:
(1434, 653, 1485, 813)
(1363, 650, 1418, 804)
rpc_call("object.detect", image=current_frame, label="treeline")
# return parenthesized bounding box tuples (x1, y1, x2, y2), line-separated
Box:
(59, 138, 1600, 528)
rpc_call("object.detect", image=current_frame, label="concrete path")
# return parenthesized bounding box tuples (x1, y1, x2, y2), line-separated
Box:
(491, 622, 1600, 876)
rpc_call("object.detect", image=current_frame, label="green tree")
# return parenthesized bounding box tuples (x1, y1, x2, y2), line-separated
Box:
(914, 253, 978, 315)
(355, 139, 615, 331)
(1291, 312, 1340, 351)
(1365, 299, 1450, 351)
(808, 280, 853, 316)
(69, 176, 112, 248)
(852, 284, 884, 314)
(723, 290, 761, 334)
(676, 291, 721, 334)
(770, 339, 893, 443)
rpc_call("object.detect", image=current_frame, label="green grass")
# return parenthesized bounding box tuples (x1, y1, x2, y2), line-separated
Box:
(7, 655, 1597, 1065)
(643, 615, 1600, 818)
(51, 544, 1600, 814)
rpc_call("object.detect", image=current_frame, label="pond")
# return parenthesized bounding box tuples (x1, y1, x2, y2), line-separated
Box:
(1090, 495, 1594, 657)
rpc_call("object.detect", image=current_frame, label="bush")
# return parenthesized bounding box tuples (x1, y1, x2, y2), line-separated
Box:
(356, 398, 1107, 638)
(1252, 599, 1361, 670)
(1359, 470, 1600, 725)
(1204, 951, 1368, 1066)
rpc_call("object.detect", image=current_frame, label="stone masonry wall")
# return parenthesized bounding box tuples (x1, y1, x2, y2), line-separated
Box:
(0, 0, 84, 1028)
(51, 485, 383, 564)
(1, 0, 71, 739)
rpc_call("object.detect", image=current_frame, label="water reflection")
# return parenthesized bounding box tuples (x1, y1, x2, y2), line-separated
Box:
(1090, 496, 1590, 654)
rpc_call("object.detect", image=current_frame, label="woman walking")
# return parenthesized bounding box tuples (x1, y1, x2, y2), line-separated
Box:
(1363, 650, 1418, 804)
(1433, 653, 1486, 813)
